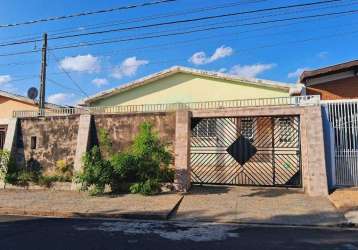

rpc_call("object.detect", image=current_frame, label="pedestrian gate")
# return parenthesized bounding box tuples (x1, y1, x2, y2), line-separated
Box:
(190, 116, 302, 187)
(324, 100, 358, 186)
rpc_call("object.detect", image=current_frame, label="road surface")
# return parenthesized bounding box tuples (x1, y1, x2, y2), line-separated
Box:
(0, 215, 357, 250)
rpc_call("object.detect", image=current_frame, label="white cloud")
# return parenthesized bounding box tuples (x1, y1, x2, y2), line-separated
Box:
(59, 54, 100, 73)
(228, 63, 275, 78)
(288, 67, 310, 79)
(0, 75, 11, 85)
(189, 46, 233, 65)
(317, 51, 328, 59)
(92, 78, 108, 87)
(47, 93, 78, 106)
(111, 57, 149, 79)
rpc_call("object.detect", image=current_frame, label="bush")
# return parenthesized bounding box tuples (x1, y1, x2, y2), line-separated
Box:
(111, 122, 173, 195)
(0, 150, 10, 182)
(75, 146, 112, 195)
(129, 179, 161, 196)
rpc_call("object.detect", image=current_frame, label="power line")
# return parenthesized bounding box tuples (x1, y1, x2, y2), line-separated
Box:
(0, 0, 345, 47)
(47, 0, 346, 40)
(0, 0, 177, 28)
(0, 6, 356, 57)
(47, 78, 86, 97)
(48, 8, 358, 51)
(0, 0, 267, 44)
(49, 51, 89, 97)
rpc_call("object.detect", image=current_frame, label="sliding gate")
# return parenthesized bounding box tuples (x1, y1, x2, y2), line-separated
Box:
(190, 116, 302, 187)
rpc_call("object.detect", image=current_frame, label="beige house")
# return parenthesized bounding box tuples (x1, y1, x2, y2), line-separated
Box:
(0, 90, 59, 149)
(82, 66, 300, 106)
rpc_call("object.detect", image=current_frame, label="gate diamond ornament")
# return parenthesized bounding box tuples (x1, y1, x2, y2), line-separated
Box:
(226, 136, 257, 165)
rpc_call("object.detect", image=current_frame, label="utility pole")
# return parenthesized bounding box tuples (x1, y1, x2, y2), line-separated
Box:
(39, 33, 47, 113)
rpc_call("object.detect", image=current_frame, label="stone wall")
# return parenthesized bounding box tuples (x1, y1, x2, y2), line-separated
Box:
(93, 112, 176, 154)
(15, 115, 80, 172)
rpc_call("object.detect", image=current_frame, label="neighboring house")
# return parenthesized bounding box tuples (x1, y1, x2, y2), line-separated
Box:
(82, 66, 299, 106)
(0, 90, 60, 149)
(300, 60, 358, 100)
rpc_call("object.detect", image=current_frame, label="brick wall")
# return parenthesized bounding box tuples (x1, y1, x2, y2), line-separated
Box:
(306, 76, 358, 100)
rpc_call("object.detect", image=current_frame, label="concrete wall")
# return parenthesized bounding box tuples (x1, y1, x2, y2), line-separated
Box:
(93, 112, 176, 153)
(306, 76, 358, 100)
(15, 116, 80, 172)
(12, 112, 176, 173)
(91, 73, 290, 106)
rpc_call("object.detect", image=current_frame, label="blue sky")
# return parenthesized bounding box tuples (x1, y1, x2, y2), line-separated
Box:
(0, 0, 357, 105)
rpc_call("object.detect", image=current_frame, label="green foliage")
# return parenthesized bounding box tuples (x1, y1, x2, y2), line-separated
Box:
(0, 150, 10, 181)
(111, 122, 173, 195)
(55, 160, 73, 181)
(98, 128, 113, 160)
(75, 146, 112, 194)
(77, 122, 173, 195)
(129, 179, 161, 196)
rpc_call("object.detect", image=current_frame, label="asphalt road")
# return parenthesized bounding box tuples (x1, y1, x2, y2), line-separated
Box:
(0, 215, 358, 250)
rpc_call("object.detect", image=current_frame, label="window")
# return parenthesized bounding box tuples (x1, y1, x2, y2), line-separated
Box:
(193, 119, 216, 137)
(241, 118, 255, 141)
(0, 126, 6, 150)
(30, 136, 37, 149)
(278, 118, 293, 143)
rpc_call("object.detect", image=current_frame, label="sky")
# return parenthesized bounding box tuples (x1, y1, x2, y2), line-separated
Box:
(0, 0, 357, 106)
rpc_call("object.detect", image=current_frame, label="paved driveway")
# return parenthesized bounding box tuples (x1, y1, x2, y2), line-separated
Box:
(175, 186, 347, 226)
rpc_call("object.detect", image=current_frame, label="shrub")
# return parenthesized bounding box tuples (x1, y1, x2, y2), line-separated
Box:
(111, 122, 173, 195)
(75, 146, 112, 195)
(54, 160, 73, 181)
(129, 179, 161, 195)
(0, 150, 10, 182)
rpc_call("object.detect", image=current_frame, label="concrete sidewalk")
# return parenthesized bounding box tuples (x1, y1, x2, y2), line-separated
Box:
(329, 188, 358, 225)
(0, 190, 183, 220)
(174, 186, 347, 226)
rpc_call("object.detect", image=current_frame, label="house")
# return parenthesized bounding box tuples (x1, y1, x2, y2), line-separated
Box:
(82, 66, 300, 106)
(300, 60, 358, 100)
(0, 90, 59, 149)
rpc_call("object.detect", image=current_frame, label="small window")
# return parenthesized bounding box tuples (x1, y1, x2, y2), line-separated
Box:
(30, 136, 37, 149)
(193, 119, 216, 138)
(0, 126, 6, 150)
(278, 118, 293, 143)
(241, 118, 255, 141)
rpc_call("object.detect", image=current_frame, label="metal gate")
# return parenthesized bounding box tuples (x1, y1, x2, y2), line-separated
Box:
(190, 116, 302, 187)
(324, 100, 358, 186)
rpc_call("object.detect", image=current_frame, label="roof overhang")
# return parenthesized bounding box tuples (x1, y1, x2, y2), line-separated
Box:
(300, 60, 358, 85)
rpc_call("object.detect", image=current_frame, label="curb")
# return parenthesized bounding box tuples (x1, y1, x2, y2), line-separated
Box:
(0, 195, 185, 221)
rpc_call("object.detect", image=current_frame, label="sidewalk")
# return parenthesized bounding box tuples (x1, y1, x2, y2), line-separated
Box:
(0, 189, 183, 220)
(174, 186, 347, 226)
(329, 188, 358, 225)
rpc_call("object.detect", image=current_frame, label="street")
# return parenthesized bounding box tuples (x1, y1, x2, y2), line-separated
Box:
(0, 216, 357, 250)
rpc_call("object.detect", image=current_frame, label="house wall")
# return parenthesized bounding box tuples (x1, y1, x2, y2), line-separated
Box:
(306, 76, 358, 100)
(91, 73, 290, 106)
(0, 96, 38, 120)
(15, 116, 80, 172)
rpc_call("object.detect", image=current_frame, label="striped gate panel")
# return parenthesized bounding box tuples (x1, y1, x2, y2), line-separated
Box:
(190, 116, 302, 187)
